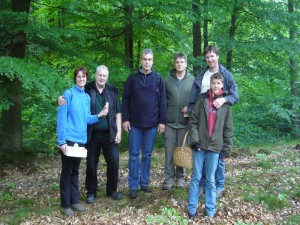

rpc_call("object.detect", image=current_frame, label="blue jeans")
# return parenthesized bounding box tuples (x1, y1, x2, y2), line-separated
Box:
(199, 154, 225, 191)
(187, 149, 219, 217)
(128, 126, 157, 190)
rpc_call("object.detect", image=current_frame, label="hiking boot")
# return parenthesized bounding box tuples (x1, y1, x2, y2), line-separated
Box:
(129, 190, 138, 199)
(71, 203, 85, 212)
(61, 207, 75, 216)
(162, 182, 173, 190)
(107, 191, 123, 200)
(141, 186, 152, 193)
(86, 194, 96, 204)
(176, 179, 185, 189)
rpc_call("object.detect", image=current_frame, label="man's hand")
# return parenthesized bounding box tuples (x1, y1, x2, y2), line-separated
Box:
(213, 97, 226, 109)
(157, 123, 165, 134)
(115, 131, 121, 144)
(58, 96, 66, 106)
(123, 121, 131, 133)
(98, 102, 109, 118)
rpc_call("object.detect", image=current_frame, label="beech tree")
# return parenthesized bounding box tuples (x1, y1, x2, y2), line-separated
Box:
(0, 0, 30, 156)
(288, 0, 299, 136)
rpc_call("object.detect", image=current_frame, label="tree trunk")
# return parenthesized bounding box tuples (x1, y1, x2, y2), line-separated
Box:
(203, 0, 208, 49)
(136, 39, 141, 69)
(0, 0, 30, 156)
(226, 0, 239, 70)
(192, 0, 202, 75)
(124, 2, 134, 70)
(288, 0, 300, 137)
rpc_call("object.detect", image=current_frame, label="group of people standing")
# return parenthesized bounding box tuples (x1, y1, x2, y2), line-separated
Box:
(56, 45, 239, 219)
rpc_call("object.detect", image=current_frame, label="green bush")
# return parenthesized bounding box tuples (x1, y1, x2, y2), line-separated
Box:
(145, 207, 188, 225)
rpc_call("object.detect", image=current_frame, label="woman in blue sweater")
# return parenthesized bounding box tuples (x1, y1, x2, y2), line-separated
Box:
(57, 67, 108, 216)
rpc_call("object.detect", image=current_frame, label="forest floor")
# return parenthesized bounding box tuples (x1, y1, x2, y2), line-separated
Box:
(0, 142, 300, 225)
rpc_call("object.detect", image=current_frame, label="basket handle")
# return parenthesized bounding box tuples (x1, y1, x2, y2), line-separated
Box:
(182, 130, 190, 147)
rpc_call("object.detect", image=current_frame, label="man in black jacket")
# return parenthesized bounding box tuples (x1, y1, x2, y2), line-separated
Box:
(85, 65, 122, 203)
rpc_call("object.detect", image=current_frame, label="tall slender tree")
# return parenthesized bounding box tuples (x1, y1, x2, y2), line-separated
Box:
(288, 0, 300, 136)
(203, 0, 208, 48)
(226, 0, 240, 70)
(124, 0, 134, 70)
(192, 0, 202, 75)
(0, 0, 30, 156)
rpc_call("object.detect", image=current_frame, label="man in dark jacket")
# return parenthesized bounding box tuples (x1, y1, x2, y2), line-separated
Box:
(188, 45, 238, 198)
(122, 48, 167, 199)
(85, 65, 122, 203)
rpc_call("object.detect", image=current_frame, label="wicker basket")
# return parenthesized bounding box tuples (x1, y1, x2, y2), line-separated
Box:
(173, 131, 192, 169)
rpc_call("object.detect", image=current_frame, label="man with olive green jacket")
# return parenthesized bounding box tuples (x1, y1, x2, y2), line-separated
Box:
(162, 53, 194, 190)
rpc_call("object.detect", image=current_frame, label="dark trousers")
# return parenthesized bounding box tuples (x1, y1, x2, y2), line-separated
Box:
(60, 141, 83, 208)
(85, 132, 119, 196)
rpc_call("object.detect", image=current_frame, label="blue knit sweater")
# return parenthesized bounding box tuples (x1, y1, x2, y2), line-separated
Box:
(57, 85, 99, 146)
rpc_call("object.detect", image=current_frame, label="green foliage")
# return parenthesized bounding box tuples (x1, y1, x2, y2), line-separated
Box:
(254, 153, 272, 169)
(244, 191, 287, 211)
(18, 198, 35, 207)
(49, 183, 60, 191)
(291, 186, 300, 199)
(0, 182, 16, 202)
(145, 207, 188, 225)
(235, 143, 299, 214)
(0, 192, 13, 202)
(171, 187, 189, 204)
(284, 214, 300, 225)
(8, 208, 32, 225)
(4, 197, 52, 225)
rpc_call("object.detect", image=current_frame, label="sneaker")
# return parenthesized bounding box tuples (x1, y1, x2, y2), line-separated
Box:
(162, 182, 173, 190)
(129, 190, 138, 199)
(176, 179, 185, 189)
(107, 191, 123, 200)
(71, 203, 85, 212)
(86, 194, 96, 204)
(61, 207, 75, 216)
(141, 186, 152, 193)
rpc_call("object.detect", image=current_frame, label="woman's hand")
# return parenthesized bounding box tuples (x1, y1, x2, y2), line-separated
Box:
(59, 144, 67, 155)
(58, 96, 66, 106)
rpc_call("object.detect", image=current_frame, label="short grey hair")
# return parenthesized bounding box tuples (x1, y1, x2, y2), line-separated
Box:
(141, 48, 153, 57)
(95, 65, 109, 75)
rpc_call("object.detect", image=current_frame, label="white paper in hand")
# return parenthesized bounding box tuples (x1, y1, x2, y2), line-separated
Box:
(65, 143, 87, 158)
